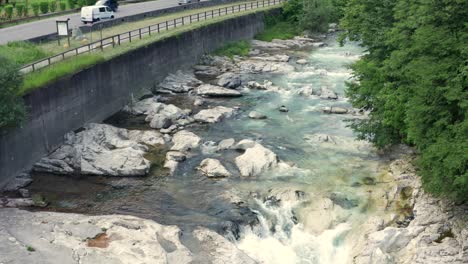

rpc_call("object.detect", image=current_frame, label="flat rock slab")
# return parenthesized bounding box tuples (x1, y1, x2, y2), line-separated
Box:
(194, 106, 235, 123)
(196, 84, 242, 97)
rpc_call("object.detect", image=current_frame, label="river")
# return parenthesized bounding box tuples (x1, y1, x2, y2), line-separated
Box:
(27, 34, 399, 263)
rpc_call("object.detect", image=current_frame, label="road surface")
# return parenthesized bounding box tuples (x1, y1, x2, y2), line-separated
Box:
(0, 0, 209, 44)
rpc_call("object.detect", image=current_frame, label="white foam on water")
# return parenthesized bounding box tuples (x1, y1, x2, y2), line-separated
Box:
(237, 198, 353, 264)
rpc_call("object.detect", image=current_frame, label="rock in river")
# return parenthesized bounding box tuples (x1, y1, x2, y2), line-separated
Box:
(197, 158, 231, 178)
(235, 142, 278, 177)
(248, 111, 267, 119)
(33, 123, 165, 176)
(196, 84, 242, 97)
(157, 70, 202, 93)
(217, 72, 242, 89)
(194, 106, 235, 123)
(170, 130, 201, 152)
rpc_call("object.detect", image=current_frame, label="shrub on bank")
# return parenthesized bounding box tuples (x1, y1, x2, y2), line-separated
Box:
(0, 56, 26, 130)
(31, 2, 40, 16)
(39, 1, 49, 14)
(15, 3, 25, 17)
(49, 0, 57, 13)
(4, 4, 13, 19)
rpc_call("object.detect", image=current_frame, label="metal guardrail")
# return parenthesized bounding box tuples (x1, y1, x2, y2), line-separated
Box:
(20, 0, 284, 74)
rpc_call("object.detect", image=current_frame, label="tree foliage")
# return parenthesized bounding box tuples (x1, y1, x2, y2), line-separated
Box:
(281, 0, 337, 33)
(0, 56, 26, 130)
(340, 0, 468, 201)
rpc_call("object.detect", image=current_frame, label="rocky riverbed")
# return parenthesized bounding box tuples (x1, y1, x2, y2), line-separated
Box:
(1, 28, 466, 264)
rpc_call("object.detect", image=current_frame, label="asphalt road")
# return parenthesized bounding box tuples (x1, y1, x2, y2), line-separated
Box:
(0, 0, 209, 44)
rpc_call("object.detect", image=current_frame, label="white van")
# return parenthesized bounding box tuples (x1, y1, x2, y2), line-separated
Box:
(81, 5, 114, 24)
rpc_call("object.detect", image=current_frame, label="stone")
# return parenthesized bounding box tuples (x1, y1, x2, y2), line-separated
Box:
(250, 40, 288, 49)
(2, 172, 33, 192)
(296, 59, 308, 65)
(235, 143, 278, 177)
(217, 138, 236, 151)
(160, 125, 178, 134)
(193, 98, 204, 106)
(279, 105, 289, 112)
(149, 114, 172, 129)
(196, 84, 242, 97)
(197, 158, 231, 178)
(170, 130, 201, 152)
(157, 70, 202, 93)
(166, 151, 186, 162)
(321, 106, 349, 114)
(33, 124, 164, 177)
(318, 86, 338, 100)
(238, 60, 294, 74)
(194, 106, 235, 123)
(234, 139, 256, 150)
(249, 54, 290, 62)
(217, 72, 242, 89)
(248, 111, 267, 119)
(193, 65, 221, 79)
(297, 85, 314, 97)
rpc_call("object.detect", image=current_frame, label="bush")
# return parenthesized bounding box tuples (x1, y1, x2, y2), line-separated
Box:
(39, 1, 49, 14)
(0, 56, 26, 130)
(15, 3, 24, 17)
(23, 5, 29, 16)
(0, 41, 50, 65)
(59, 1, 66, 11)
(4, 5, 13, 19)
(49, 0, 57, 13)
(67, 0, 77, 8)
(31, 2, 40, 16)
(213, 40, 250, 58)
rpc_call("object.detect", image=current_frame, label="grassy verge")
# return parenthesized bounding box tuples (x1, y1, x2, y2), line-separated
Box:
(213, 40, 250, 58)
(21, 54, 104, 94)
(0, 41, 51, 65)
(19, 4, 280, 94)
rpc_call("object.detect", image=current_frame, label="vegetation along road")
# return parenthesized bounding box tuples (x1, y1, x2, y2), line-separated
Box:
(0, 0, 211, 44)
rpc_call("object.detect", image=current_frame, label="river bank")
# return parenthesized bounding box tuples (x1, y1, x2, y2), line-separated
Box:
(1, 28, 466, 263)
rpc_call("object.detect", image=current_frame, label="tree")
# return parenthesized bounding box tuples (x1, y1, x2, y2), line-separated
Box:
(340, 0, 468, 202)
(0, 56, 26, 130)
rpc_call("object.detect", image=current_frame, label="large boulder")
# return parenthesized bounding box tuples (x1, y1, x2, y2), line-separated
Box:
(33, 124, 164, 176)
(149, 114, 172, 129)
(196, 84, 242, 97)
(157, 70, 202, 93)
(170, 130, 201, 152)
(250, 40, 289, 50)
(217, 72, 242, 89)
(197, 158, 231, 178)
(248, 54, 290, 62)
(194, 106, 235, 123)
(235, 143, 278, 177)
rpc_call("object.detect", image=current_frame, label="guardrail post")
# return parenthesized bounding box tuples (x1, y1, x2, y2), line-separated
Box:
(118, 34, 121, 45)
(139, 28, 142, 39)
(148, 26, 151, 35)
(197, 13, 199, 21)
(189, 15, 192, 23)
(219, 8, 221, 16)
(129, 32, 132, 42)
(165, 21, 168, 30)
(31, 64, 35, 72)
(48, 57, 51, 66)
(225, 7, 227, 14)
(211, 9, 213, 18)
(157, 23, 160, 33)
(174, 18, 176, 28)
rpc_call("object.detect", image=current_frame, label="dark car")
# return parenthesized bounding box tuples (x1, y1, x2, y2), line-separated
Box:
(95, 0, 118, 12)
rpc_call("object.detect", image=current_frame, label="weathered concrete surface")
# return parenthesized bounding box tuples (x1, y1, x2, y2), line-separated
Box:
(0, 10, 277, 188)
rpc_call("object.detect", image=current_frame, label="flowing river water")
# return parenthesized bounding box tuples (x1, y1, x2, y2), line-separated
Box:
(27, 34, 399, 263)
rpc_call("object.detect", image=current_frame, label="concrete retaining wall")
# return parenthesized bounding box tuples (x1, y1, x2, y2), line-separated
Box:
(0, 10, 274, 187)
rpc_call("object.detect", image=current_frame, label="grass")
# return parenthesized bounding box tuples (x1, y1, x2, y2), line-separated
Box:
(255, 20, 301, 41)
(26, 245, 36, 252)
(213, 40, 250, 58)
(0, 41, 51, 65)
(19, 3, 281, 93)
(21, 54, 104, 94)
